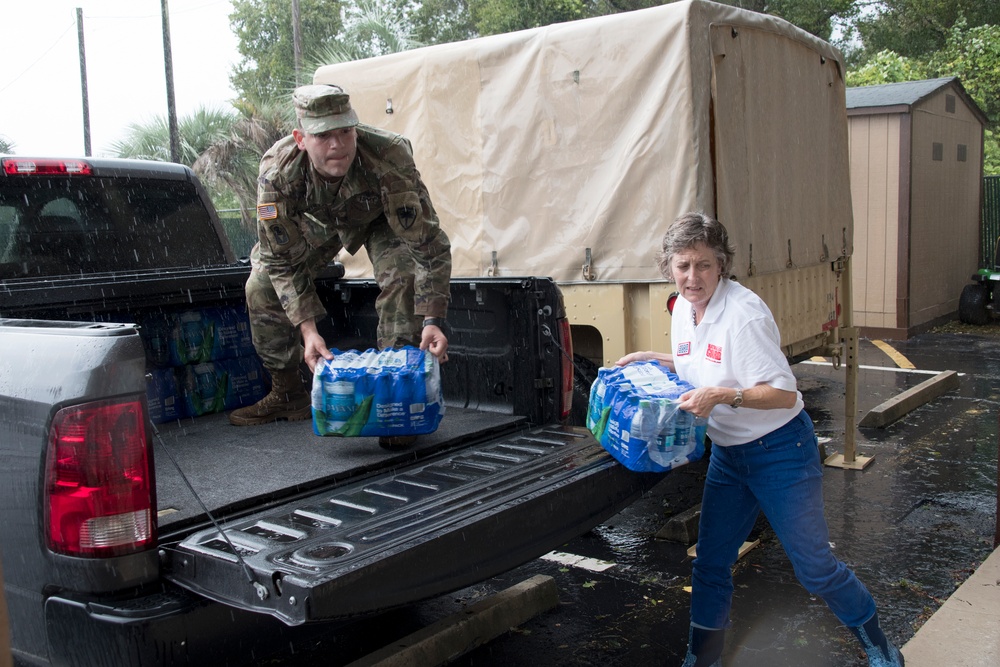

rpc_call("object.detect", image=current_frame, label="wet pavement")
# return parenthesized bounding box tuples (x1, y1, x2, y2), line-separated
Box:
(256, 323, 1000, 667)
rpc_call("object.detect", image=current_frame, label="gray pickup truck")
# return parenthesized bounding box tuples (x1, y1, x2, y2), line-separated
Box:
(0, 156, 660, 666)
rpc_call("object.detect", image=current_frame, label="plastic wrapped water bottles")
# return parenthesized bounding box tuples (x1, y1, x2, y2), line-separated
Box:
(587, 361, 706, 473)
(311, 346, 444, 437)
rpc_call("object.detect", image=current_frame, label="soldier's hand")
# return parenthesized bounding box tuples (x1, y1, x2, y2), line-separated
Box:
(420, 325, 449, 363)
(300, 319, 334, 372)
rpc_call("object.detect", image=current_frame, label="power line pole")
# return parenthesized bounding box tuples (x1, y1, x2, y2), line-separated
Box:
(76, 8, 91, 156)
(292, 0, 303, 85)
(160, 0, 181, 162)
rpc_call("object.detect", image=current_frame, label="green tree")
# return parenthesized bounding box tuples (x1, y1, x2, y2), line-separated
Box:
(712, 0, 857, 41)
(193, 96, 295, 227)
(854, 0, 1000, 62)
(108, 106, 237, 166)
(468, 0, 591, 36)
(409, 0, 477, 45)
(230, 0, 346, 101)
(845, 49, 928, 87)
(108, 106, 240, 209)
(310, 0, 423, 64)
(928, 21, 1000, 128)
(0, 135, 14, 154)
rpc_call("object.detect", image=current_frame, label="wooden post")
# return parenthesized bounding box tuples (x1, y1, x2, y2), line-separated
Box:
(76, 8, 91, 156)
(825, 254, 874, 470)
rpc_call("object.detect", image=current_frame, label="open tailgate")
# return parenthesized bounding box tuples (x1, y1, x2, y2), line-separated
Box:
(162, 424, 658, 625)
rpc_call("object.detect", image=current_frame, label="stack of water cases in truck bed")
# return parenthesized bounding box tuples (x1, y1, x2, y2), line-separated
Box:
(137, 306, 269, 423)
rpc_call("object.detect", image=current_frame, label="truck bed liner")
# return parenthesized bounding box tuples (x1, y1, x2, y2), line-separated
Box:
(153, 407, 526, 532)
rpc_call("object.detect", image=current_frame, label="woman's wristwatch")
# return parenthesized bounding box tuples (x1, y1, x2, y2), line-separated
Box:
(731, 387, 744, 408)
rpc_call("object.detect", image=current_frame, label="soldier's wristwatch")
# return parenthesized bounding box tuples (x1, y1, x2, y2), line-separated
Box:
(731, 388, 744, 408)
(422, 317, 447, 330)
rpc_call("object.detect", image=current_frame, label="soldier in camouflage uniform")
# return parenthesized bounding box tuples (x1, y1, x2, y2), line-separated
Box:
(229, 84, 452, 446)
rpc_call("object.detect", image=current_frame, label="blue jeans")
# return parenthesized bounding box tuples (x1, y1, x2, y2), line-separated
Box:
(690, 410, 876, 629)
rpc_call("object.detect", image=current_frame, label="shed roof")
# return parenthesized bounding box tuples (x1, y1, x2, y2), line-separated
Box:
(846, 76, 987, 124)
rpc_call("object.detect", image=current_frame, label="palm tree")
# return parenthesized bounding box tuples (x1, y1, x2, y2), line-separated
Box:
(192, 0, 423, 230)
(193, 96, 295, 228)
(309, 0, 424, 65)
(109, 106, 237, 166)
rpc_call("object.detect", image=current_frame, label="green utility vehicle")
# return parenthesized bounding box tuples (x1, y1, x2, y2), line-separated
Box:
(958, 236, 1000, 325)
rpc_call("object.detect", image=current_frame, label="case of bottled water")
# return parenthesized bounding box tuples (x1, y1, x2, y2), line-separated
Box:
(140, 307, 255, 367)
(586, 361, 706, 473)
(312, 346, 444, 437)
(178, 357, 270, 418)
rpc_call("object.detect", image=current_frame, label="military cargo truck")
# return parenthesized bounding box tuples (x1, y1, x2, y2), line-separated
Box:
(313, 0, 858, 426)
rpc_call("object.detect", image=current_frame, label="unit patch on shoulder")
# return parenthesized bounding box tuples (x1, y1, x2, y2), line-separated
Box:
(269, 223, 290, 246)
(258, 203, 278, 220)
(396, 206, 417, 230)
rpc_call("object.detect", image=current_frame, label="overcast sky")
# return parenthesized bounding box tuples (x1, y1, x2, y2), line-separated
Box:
(0, 0, 238, 157)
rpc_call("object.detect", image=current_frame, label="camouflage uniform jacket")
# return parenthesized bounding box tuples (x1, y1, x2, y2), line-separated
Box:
(253, 124, 452, 327)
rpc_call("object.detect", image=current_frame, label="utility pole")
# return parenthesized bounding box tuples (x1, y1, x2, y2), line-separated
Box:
(76, 8, 91, 156)
(292, 0, 303, 85)
(160, 0, 181, 162)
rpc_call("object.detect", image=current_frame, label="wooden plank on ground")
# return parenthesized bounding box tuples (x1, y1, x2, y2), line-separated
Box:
(858, 370, 959, 429)
(345, 575, 559, 667)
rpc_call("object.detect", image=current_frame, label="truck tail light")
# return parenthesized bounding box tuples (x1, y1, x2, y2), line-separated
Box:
(44, 398, 156, 557)
(558, 318, 573, 422)
(2, 157, 92, 175)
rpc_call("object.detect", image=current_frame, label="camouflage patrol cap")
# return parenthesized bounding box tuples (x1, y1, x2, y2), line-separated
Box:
(293, 84, 359, 134)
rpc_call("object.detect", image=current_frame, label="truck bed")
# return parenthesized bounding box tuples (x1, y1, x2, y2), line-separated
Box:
(153, 407, 526, 533)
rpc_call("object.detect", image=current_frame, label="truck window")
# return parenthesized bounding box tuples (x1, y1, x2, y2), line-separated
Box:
(0, 176, 228, 278)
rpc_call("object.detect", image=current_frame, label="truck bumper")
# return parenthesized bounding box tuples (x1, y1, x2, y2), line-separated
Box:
(43, 584, 342, 667)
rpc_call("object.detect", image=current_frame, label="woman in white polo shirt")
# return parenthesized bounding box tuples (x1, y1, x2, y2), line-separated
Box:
(617, 212, 903, 667)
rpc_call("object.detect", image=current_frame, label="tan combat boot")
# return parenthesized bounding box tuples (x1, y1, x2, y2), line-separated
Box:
(229, 369, 311, 426)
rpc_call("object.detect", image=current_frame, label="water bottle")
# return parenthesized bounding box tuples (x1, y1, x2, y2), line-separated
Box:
(645, 400, 677, 467)
(323, 378, 355, 432)
(424, 353, 442, 408)
(179, 311, 206, 364)
(587, 374, 607, 430)
(674, 407, 693, 452)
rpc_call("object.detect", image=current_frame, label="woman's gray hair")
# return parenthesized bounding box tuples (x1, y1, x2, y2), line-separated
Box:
(655, 212, 735, 279)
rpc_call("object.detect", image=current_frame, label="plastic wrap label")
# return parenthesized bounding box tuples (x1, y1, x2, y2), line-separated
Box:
(586, 361, 706, 473)
(312, 346, 444, 437)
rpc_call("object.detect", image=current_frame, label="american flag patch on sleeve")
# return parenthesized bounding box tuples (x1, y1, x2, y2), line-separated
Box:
(257, 203, 278, 220)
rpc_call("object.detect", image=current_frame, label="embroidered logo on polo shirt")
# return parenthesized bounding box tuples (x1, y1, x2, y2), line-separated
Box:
(706, 344, 722, 363)
(677, 341, 690, 356)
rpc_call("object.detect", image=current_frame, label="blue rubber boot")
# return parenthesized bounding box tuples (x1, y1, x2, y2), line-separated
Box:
(680, 624, 724, 667)
(849, 612, 905, 667)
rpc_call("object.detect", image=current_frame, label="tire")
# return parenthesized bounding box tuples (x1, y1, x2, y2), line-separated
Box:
(958, 283, 990, 325)
(569, 353, 601, 427)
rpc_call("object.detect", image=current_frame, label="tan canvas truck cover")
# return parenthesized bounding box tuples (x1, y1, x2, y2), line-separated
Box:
(314, 0, 854, 361)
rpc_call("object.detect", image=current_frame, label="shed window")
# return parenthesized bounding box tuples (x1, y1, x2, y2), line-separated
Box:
(932, 142, 943, 161)
(945, 94, 956, 113)
(958, 144, 968, 162)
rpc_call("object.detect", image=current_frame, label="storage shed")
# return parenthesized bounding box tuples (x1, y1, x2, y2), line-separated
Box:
(847, 77, 986, 338)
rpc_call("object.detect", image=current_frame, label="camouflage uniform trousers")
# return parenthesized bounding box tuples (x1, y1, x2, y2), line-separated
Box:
(247, 215, 424, 374)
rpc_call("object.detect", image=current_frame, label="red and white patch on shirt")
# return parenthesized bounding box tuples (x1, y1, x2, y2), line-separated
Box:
(676, 341, 690, 356)
(706, 343, 722, 363)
